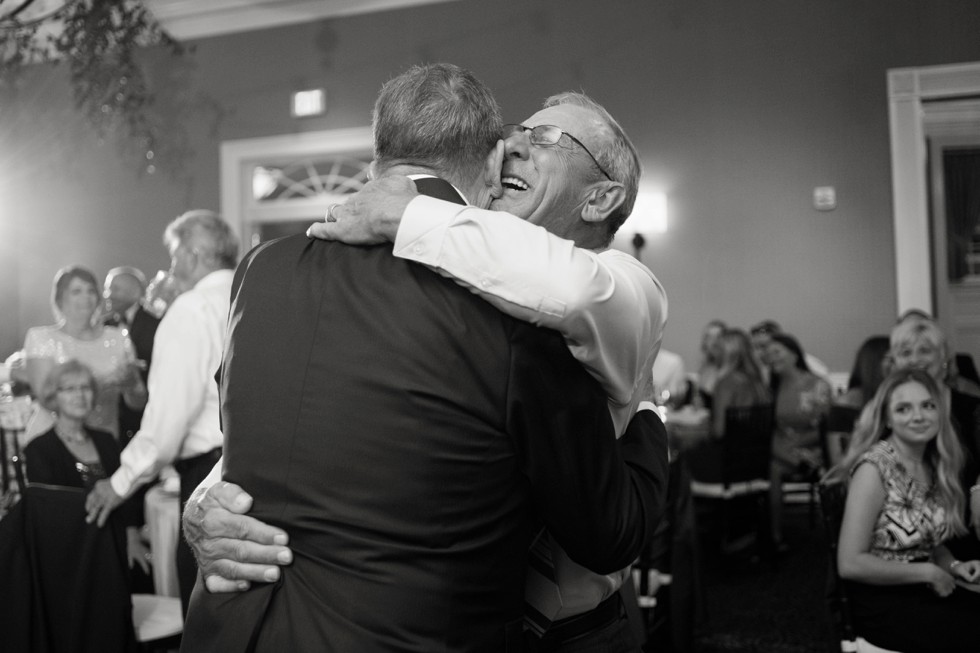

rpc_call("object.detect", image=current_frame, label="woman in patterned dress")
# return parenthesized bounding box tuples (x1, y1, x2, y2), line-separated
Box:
(22, 265, 146, 441)
(830, 368, 980, 652)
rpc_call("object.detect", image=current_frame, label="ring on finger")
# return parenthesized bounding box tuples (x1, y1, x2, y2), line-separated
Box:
(326, 203, 340, 223)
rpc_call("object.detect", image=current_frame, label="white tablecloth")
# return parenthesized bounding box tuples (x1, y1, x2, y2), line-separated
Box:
(145, 480, 181, 598)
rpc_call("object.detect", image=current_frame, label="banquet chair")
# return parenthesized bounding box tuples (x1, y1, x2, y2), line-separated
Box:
(781, 415, 835, 528)
(825, 404, 861, 464)
(688, 404, 775, 560)
(818, 479, 904, 653)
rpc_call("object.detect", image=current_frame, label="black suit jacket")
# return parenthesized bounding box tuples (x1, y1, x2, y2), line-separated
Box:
(182, 179, 666, 653)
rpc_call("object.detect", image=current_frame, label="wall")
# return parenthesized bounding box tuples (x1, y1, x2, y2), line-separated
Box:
(2, 0, 980, 371)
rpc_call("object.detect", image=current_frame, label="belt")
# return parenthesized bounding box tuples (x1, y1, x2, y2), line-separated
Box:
(537, 593, 624, 645)
(173, 447, 222, 475)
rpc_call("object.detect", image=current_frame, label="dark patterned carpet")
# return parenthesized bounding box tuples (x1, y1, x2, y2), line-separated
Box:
(692, 505, 833, 653)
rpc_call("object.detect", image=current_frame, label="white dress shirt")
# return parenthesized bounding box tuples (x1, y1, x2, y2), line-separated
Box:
(110, 269, 233, 499)
(397, 195, 668, 438)
(396, 195, 668, 619)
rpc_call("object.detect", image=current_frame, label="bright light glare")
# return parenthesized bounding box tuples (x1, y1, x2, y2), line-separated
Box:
(623, 191, 667, 234)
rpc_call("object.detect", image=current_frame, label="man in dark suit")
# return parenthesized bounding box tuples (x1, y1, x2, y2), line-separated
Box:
(102, 266, 160, 443)
(180, 64, 665, 652)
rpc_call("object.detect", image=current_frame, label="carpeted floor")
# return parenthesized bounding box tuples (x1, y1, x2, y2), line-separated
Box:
(692, 504, 834, 653)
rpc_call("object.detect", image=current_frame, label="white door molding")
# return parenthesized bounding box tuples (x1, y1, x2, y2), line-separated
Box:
(220, 127, 373, 252)
(888, 61, 980, 315)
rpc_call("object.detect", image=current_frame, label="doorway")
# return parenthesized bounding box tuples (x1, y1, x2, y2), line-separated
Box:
(927, 109, 980, 356)
(219, 127, 374, 253)
(889, 62, 980, 340)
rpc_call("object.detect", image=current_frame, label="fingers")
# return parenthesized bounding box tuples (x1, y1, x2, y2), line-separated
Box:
(210, 481, 254, 514)
(307, 220, 336, 240)
(192, 505, 289, 545)
(197, 539, 291, 584)
(96, 503, 113, 528)
(205, 575, 250, 593)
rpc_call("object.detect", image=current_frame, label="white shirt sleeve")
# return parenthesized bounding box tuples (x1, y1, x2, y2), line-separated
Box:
(394, 195, 668, 411)
(110, 296, 211, 498)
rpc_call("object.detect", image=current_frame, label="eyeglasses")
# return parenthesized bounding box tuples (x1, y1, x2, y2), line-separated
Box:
(502, 124, 613, 182)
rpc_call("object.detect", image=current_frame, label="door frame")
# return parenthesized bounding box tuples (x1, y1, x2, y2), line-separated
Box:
(888, 61, 980, 315)
(220, 127, 374, 252)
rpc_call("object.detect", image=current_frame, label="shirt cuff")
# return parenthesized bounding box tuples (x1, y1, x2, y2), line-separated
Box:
(393, 195, 469, 262)
(110, 467, 133, 499)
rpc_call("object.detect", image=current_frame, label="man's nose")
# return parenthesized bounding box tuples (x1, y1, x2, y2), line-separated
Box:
(504, 130, 531, 161)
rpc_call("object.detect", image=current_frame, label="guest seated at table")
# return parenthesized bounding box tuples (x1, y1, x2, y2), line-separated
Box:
(696, 319, 727, 408)
(709, 328, 772, 439)
(889, 316, 980, 558)
(837, 335, 891, 409)
(24, 359, 150, 577)
(768, 332, 831, 549)
(828, 368, 980, 653)
(750, 319, 831, 386)
(22, 265, 147, 442)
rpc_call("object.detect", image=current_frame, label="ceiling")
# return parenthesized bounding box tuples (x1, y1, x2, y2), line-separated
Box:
(145, 0, 461, 40)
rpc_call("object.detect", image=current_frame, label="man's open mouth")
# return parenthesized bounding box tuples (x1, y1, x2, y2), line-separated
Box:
(501, 176, 529, 191)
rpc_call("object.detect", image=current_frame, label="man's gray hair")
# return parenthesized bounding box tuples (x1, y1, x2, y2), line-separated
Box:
(373, 63, 502, 185)
(542, 92, 641, 246)
(163, 209, 239, 270)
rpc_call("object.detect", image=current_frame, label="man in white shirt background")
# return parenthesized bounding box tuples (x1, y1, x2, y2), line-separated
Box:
(85, 209, 238, 614)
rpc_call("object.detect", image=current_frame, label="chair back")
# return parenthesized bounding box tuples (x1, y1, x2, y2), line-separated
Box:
(817, 478, 857, 651)
(0, 483, 138, 652)
(826, 405, 860, 436)
(722, 404, 774, 487)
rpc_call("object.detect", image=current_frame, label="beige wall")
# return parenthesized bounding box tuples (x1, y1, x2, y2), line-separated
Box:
(3, 0, 980, 371)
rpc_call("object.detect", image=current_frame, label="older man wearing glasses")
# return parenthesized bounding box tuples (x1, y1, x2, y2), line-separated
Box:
(187, 91, 668, 652)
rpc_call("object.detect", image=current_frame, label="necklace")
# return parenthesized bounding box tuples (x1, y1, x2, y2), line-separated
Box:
(55, 424, 89, 446)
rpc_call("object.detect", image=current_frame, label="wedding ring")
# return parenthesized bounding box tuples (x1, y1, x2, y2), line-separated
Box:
(326, 203, 340, 223)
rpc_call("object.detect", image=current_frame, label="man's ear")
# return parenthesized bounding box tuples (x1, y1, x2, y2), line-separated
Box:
(580, 181, 626, 224)
(483, 140, 505, 200)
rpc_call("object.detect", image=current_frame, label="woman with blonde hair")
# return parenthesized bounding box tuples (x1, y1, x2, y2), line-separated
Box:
(889, 317, 980, 553)
(709, 328, 771, 438)
(828, 368, 980, 652)
(22, 265, 146, 441)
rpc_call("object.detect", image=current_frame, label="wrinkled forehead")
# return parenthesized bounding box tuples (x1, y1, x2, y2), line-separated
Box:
(523, 104, 607, 153)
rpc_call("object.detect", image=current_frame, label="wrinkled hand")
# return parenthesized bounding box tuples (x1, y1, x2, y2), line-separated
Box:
(182, 480, 292, 593)
(306, 176, 418, 244)
(85, 479, 124, 527)
(926, 563, 956, 597)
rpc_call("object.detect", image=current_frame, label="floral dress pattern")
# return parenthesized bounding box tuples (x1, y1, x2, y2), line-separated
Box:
(852, 441, 946, 562)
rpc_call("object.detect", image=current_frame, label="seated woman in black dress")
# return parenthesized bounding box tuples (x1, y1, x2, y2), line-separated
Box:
(829, 368, 980, 653)
(24, 359, 150, 573)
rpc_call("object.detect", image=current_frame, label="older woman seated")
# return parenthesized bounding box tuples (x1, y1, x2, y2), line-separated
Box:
(24, 359, 150, 573)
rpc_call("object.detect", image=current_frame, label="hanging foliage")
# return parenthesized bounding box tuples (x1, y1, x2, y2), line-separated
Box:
(0, 0, 186, 173)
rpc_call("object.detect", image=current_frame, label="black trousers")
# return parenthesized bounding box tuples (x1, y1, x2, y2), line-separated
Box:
(174, 447, 222, 616)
